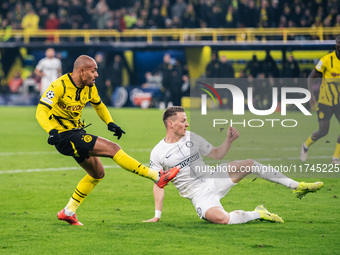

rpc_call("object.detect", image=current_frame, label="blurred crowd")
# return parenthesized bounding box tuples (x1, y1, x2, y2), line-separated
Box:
(204, 51, 308, 109)
(0, 0, 335, 107)
(1, 0, 340, 42)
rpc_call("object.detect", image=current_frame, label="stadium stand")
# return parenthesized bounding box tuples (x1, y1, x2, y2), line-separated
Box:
(0, 0, 339, 107)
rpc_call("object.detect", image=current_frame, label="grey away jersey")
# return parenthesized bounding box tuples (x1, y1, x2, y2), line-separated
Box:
(150, 131, 213, 198)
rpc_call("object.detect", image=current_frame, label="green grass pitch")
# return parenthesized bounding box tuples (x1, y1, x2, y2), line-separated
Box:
(0, 106, 339, 255)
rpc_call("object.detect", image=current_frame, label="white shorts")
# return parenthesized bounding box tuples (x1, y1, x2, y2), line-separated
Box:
(191, 163, 237, 219)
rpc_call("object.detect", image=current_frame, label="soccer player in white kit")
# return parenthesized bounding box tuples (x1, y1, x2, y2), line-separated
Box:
(144, 106, 324, 224)
(35, 48, 62, 96)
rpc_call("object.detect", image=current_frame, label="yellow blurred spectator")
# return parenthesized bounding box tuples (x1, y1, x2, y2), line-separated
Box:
(21, 9, 39, 32)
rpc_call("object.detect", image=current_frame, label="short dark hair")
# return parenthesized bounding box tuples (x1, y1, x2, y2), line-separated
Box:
(163, 106, 185, 127)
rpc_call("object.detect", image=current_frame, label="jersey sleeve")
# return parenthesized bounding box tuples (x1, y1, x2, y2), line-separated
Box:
(150, 147, 163, 172)
(191, 132, 213, 157)
(315, 55, 326, 73)
(90, 85, 114, 124)
(36, 82, 62, 133)
(35, 59, 44, 72)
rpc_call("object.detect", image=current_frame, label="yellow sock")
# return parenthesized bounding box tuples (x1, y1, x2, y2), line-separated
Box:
(66, 174, 102, 213)
(113, 149, 159, 181)
(333, 143, 340, 159)
(305, 136, 316, 148)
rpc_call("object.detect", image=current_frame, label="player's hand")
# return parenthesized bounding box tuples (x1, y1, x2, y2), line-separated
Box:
(108, 122, 126, 140)
(47, 129, 60, 145)
(142, 217, 160, 223)
(227, 126, 240, 143)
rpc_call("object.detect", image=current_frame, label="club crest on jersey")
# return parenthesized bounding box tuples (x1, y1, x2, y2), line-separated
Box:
(46, 90, 55, 99)
(196, 207, 202, 217)
(82, 135, 92, 143)
(186, 141, 193, 148)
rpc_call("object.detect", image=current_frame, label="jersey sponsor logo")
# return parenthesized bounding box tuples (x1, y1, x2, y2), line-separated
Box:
(331, 72, 340, 77)
(46, 90, 55, 99)
(82, 135, 92, 143)
(42, 97, 53, 105)
(175, 152, 199, 169)
(58, 102, 84, 111)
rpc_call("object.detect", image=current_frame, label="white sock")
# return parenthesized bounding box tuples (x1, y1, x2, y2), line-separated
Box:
(253, 161, 299, 189)
(64, 207, 75, 216)
(228, 210, 260, 224)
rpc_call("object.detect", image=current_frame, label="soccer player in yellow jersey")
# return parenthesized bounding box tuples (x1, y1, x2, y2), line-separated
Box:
(36, 55, 180, 226)
(300, 35, 340, 164)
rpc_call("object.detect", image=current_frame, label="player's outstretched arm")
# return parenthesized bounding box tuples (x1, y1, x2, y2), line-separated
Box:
(91, 101, 114, 125)
(207, 126, 240, 160)
(143, 184, 164, 222)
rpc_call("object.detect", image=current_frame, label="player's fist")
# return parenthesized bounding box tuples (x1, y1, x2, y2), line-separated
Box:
(108, 122, 126, 140)
(227, 126, 240, 142)
(48, 129, 60, 145)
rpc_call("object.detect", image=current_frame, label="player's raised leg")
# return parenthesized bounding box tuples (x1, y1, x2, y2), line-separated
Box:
(225, 160, 323, 198)
(253, 161, 324, 198)
(90, 137, 180, 188)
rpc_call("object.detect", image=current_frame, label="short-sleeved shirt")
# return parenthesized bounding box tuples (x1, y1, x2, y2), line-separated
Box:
(36, 57, 62, 94)
(150, 131, 213, 199)
(315, 51, 340, 106)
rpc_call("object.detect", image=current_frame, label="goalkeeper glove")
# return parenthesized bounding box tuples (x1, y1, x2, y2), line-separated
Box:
(108, 122, 126, 140)
(48, 129, 60, 145)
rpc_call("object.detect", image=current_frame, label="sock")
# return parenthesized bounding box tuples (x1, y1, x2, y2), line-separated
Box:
(113, 149, 159, 181)
(228, 210, 260, 224)
(66, 174, 102, 214)
(333, 143, 340, 159)
(305, 136, 316, 148)
(253, 161, 299, 189)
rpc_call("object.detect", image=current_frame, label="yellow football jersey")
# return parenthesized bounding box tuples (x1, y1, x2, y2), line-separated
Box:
(36, 73, 113, 133)
(315, 51, 340, 106)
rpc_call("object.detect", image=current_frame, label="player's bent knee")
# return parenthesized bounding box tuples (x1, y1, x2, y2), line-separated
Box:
(320, 130, 328, 137)
(205, 207, 230, 224)
(245, 159, 254, 166)
(110, 142, 121, 152)
(211, 216, 229, 224)
(97, 170, 105, 179)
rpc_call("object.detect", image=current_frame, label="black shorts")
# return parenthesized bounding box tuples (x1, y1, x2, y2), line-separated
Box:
(55, 129, 98, 163)
(317, 103, 340, 121)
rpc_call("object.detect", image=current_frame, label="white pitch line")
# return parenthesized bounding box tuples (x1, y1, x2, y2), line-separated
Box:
(0, 165, 121, 174)
(0, 148, 152, 156)
(1, 146, 334, 157)
(1, 154, 333, 175)
(0, 151, 58, 156)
